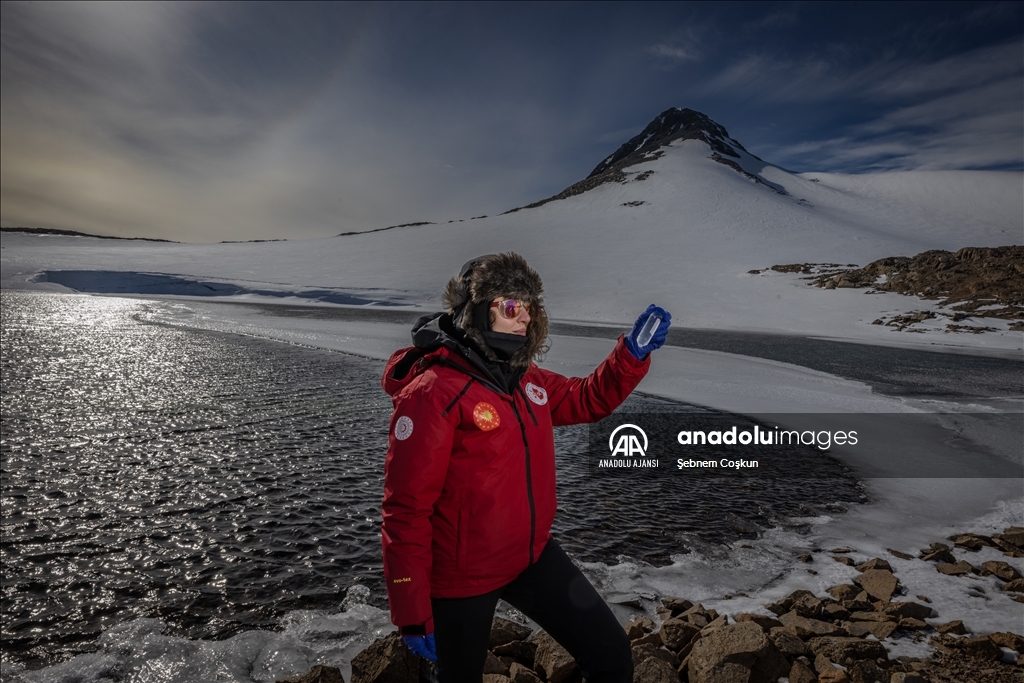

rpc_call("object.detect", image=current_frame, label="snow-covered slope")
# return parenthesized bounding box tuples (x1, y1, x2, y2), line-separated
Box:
(3, 109, 1022, 353)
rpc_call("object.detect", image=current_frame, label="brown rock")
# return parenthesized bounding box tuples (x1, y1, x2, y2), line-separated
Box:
(788, 659, 817, 683)
(996, 527, 1024, 548)
(633, 631, 663, 647)
(935, 620, 967, 635)
(920, 548, 957, 563)
(491, 617, 534, 648)
(661, 597, 694, 616)
(826, 584, 861, 602)
(778, 611, 846, 638)
(484, 651, 511, 676)
(808, 636, 888, 667)
(350, 633, 420, 683)
(950, 533, 995, 550)
(529, 630, 577, 683)
(833, 555, 856, 566)
(831, 547, 854, 553)
(848, 611, 896, 623)
(700, 615, 729, 636)
(660, 618, 700, 651)
(858, 621, 898, 640)
(507, 663, 542, 683)
(888, 673, 927, 683)
(492, 640, 537, 666)
(848, 660, 883, 683)
(981, 560, 1023, 582)
(277, 665, 346, 683)
(898, 618, 929, 630)
(798, 553, 813, 563)
(733, 614, 782, 631)
(634, 656, 680, 683)
(882, 601, 934, 620)
(855, 558, 892, 572)
(935, 560, 974, 576)
(791, 594, 823, 618)
(915, 594, 931, 603)
(938, 634, 1003, 661)
(1001, 577, 1024, 592)
(769, 629, 807, 657)
(482, 676, 511, 683)
(818, 669, 850, 683)
(886, 548, 914, 560)
(839, 621, 873, 638)
(854, 569, 899, 602)
(632, 643, 679, 667)
(687, 622, 789, 683)
(988, 631, 1024, 652)
(821, 602, 850, 622)
(626, 615, 656, 640)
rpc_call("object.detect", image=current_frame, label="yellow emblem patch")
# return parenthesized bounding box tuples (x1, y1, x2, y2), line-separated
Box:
(472, 402, 501, 431)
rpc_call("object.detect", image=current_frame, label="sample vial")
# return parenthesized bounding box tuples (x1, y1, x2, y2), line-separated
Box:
(636, 312, 662, 347)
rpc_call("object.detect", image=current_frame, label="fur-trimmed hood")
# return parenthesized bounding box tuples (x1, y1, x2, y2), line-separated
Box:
(441, 252, 548, 371)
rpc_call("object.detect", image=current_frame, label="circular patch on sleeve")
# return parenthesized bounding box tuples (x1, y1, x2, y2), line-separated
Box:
(525, 382, 548, 406)
(472, 402, 501, 431)
(394, 415, 414, 441)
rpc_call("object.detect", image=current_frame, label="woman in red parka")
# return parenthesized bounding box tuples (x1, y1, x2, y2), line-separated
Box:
(380, 252, 670, 681)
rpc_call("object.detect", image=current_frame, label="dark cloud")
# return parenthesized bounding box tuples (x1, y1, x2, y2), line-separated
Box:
(1, 1, 1020, 241)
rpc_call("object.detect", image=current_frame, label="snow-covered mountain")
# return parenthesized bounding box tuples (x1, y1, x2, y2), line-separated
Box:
(3, 108, 1022, 352)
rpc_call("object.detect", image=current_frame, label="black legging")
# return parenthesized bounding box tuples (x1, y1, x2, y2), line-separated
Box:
(431, 539, 632, 683)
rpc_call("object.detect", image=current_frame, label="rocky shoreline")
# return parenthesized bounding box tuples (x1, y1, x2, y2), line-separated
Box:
(279, 527, 1024, 683)
(753, 246, 1024, 333)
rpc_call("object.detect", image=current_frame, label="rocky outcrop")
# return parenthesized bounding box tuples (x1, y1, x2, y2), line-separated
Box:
(328, 525, 1023, 683)
(759, 246, 1024, 332)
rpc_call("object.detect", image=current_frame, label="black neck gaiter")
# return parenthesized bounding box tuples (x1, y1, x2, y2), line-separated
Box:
(482, 330, 527, 360)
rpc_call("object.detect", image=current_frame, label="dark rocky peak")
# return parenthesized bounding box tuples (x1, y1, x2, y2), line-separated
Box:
(588, 108, 751, 178)
(504, 107, 778, 214)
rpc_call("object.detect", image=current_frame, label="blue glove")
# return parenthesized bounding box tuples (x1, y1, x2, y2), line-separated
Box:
(402, 633, 437, 661)
(624, 304, 671, 360)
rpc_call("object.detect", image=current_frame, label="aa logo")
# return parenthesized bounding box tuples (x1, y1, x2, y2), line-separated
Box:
(608, 424, 648, 458)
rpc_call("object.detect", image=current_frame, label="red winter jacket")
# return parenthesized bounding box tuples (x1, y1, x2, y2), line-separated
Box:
(380, 315, 649, 632)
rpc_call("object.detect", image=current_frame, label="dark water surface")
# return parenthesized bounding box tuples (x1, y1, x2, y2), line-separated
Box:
(0, 291, 977, 668)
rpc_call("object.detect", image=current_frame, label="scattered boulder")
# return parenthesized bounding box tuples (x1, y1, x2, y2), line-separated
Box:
(633, 656, 680, 683)
(491, 617, 533, 648)
(933, 634, 1003, 661)
(788, 658, 817, 683)
(1000, 577, 1024, 592)
(853, 569, 899, 602)
(507, 663, 542, 683)
(807, 636, 887, 667)
(855, 558, 892, 572)
(935, 620, 967, 635)
(661, 597, 694, 616)
(935, 560, 974, 576)
(688, 621, 789, 683)
(981, 560, 1022, 582)
(350, 633, 420, 683)
(886, 548, 914, 560)
(950, 533, 994, 551)
(768, 628, 807, 657)
(733, 613, 782, 631)
(881, 601, 934, 620)
(659, 618, 700, 650)
(988, 631, 1024, 652)
(625, 615, 656, 640)
(529, 630, 577, 683)
(778, 611, 846, 638)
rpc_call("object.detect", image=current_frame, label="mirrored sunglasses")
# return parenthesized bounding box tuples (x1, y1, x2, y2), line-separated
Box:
(490, 299, 530, 319)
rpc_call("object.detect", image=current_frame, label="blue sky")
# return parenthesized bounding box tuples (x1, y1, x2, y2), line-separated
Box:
(1, 1, 1021, 242)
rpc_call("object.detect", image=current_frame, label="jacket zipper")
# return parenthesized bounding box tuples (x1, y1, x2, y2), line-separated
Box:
(510, 400, 536, 565)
